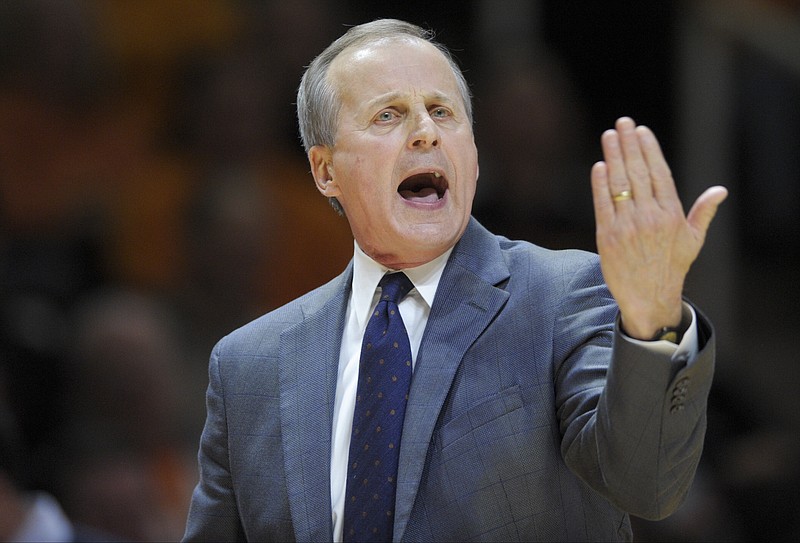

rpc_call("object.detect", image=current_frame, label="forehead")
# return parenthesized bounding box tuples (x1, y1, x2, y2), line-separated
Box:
(329, 37, 460, 100)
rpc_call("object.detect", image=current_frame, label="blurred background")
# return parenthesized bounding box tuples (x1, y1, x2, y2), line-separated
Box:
(0, 0, 797, 540)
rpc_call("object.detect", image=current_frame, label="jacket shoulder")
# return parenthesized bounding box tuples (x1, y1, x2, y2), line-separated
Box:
(495, 234, 602, 289)
(214, 267, 350, 358)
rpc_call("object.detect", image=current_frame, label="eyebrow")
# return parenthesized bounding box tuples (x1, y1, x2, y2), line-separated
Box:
(365, 90, 456, 111)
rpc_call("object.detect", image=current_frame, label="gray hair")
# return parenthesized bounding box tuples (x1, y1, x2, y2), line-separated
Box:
(296, 19, 473, 214)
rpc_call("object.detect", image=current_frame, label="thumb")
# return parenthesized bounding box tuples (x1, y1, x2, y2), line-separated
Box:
(687, 185, 729, 238)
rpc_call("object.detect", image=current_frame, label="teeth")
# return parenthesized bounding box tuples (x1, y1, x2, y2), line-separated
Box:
(433, 171, 441, 178)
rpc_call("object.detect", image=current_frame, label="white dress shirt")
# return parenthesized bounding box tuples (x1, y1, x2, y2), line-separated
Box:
(330, 243, 452, 542)
(329, 242, 698, 542)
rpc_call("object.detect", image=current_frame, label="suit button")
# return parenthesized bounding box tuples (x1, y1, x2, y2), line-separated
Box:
(670, 404, 685, 414)
(673, 377, 689, 397)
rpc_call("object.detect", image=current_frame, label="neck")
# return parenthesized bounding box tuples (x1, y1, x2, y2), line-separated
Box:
(360, 246, 449, 271)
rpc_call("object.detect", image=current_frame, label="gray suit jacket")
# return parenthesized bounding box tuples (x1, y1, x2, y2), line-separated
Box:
(183, 218, 714, 542)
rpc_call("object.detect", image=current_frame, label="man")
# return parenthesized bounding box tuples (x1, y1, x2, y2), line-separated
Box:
(183, 19, 728, 542)
(1, 400, 118, 542)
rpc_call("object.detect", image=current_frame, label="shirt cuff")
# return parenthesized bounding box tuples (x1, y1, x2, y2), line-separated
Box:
(620, 302, 699, 362)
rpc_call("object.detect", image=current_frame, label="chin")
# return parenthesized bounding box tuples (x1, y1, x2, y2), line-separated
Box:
(403, 223, 463, 253)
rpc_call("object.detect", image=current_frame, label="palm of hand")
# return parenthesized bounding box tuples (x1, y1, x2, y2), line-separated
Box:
(590, 117, 728, 339)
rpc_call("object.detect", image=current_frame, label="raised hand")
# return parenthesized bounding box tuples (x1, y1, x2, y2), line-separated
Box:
(590, 117, 728, 340)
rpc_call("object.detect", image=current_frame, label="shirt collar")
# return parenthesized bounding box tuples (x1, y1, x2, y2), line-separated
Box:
(351, 241, 452, 329)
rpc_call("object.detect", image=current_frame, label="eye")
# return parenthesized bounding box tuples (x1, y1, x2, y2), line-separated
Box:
(430, 107, 451, 119)
(375, 110, 399, 123)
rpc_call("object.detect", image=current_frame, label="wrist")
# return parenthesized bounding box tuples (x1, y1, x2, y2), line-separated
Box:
(620, 303, 691, 343)
(620, 303, 683, 341)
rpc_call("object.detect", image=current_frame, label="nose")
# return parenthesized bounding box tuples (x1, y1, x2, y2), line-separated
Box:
(408, 112, 440, 149)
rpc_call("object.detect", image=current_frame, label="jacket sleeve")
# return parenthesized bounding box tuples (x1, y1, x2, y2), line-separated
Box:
(554, 258, 715, 520)
(183, 342, 246, 542)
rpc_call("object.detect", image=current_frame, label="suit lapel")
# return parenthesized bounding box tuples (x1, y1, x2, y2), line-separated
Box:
(394, 219, 511, 541)
(279, 266, 352, 543)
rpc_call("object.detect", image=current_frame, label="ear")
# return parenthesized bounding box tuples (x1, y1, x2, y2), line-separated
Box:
(308, 145, 340, 198)
(474, 142, 480, 181)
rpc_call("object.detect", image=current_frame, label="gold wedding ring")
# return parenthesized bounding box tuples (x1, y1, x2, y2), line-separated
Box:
(612, 190, 633, 202)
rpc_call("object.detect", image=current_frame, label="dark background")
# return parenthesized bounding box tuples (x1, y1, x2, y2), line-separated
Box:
(1, 0, 797, 540)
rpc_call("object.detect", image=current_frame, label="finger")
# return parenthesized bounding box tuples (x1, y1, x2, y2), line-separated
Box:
(636, 124, 680, 208)
(591, 161, 616, 225)
(600, 129, 631, 201)
(616, 117, 654, 201)
(687, 185, 729, 238)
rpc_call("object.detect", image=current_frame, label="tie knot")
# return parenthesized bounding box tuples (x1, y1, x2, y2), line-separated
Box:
(378, 272, 413, 304)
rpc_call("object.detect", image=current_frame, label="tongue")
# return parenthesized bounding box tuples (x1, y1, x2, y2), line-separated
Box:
(399, 187, 439, 202)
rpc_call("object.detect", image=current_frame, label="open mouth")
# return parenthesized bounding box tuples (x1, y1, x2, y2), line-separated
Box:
(398, 171, 448, 203)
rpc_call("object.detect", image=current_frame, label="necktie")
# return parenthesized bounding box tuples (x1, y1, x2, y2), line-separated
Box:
(344, 272, 414, 542)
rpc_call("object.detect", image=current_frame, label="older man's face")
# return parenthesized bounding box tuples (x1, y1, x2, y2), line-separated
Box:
(310, 37, 478, 269)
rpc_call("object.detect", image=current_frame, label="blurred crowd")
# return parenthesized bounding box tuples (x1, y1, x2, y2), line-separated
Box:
(0, 1, 797, 541)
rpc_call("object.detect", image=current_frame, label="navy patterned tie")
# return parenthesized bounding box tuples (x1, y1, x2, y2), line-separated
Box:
(344, 272, 414, 542)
